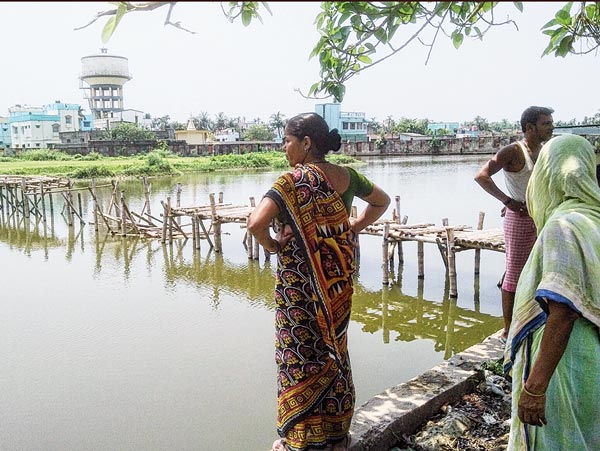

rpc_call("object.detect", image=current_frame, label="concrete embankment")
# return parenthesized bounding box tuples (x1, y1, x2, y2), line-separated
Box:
(349, 331, 505, 451)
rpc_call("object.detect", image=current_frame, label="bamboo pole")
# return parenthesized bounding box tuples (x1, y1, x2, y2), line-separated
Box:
(67, 182, 75, 226)
(143, 177, 152, 222)
(382, 222, 390, 285)
(445, 227, 458, 298)
(120, 191, 127, 237)
(474, 211, 485, 275)
(92, 178, 98, 231)
(48, 187, 54, 216)
(167, 197, 173, 243)
(77, 192, 85, 226)
(417, 241, 425, 279)
(250, 197, 259, 259)
(21, 178, 30, 219)
(176, 183, 182, 226)
(161, 200, 169, 243)
(210, 193, 222, 253)
(39, 182, 46, 223)
(87, 186, 114, 234)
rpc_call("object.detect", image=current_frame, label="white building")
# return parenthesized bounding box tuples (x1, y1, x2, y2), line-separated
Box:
(8, 102, 81, 149)
(94, 109, 152, 131)
(214, 128, 240, 142)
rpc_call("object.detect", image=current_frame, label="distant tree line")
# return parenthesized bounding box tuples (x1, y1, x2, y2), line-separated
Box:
(139, 109, 600, 144)
(149, 111, 286, 142)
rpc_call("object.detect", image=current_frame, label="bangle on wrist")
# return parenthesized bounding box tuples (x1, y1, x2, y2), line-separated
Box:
(522, 385, 545, 398)
(503, 197, 512, 206)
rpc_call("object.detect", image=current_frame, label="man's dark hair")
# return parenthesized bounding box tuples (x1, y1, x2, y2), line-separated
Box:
(520, 106, 554, 132)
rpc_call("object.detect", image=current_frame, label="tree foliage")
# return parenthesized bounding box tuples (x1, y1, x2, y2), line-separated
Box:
(243, 123, 275, 141)
(106, 123, 156, 140)
(82, 2, 600, 102)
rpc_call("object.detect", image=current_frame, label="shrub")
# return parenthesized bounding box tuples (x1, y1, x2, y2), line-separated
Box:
(18, 149, 73, 161)
(70, 166, 115, 179)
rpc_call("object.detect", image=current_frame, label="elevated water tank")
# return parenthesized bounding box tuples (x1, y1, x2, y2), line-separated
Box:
(80, 48, 132, 120)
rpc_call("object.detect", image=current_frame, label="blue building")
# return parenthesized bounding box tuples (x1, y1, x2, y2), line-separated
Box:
(8, 102, 82, 149)
(315, 103, 368, 142)
(0, 117, 11, 149)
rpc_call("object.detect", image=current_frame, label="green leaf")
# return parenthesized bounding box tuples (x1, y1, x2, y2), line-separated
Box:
(242, 10, 252, 26)
(555, 9, 571, 26)
(308, 82, 321, 97)
(513, 2, 523, 13)
(585, 4, 598, 19)
(540, 18, 558, 30)
(452, 31, 464, 49)
(101, 4, 127, 43)
(374, 27, 387, 43)
(357, 54, 372, 64)
(102, 17, 117, 43)
(556, 35, 573, 57)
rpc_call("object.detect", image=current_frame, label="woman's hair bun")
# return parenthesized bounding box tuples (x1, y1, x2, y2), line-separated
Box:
(328, 129, 342, 152)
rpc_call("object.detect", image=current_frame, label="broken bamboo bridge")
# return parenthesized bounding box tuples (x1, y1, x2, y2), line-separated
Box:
(0, 175, 506, 297)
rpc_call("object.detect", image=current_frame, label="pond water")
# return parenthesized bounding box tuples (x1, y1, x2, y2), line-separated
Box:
(1, 155, 508, 451)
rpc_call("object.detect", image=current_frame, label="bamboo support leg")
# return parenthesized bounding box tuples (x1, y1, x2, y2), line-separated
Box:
(474, 211, 485, 275)
(77, 193, 84, 226)
(40, 183, 46, 223)
(120, 191, 127, 237)
(246, 218, 254, 259)
(417, 241, 424, 279)
(176, 183, 182, 225)
(210, 193, 222, 253)
(21, 178, 30, 219)
(161, 200, 169, 243)
(382, 222, 390, 285)
(167, 197, 173, 244)
(445, 227, 458, 298)
(92, 178, 99, 231)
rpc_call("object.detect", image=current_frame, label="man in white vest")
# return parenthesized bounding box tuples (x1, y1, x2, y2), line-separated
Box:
(475, 106, 554, 340)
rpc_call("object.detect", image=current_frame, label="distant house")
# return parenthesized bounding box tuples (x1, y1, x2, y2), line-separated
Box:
(315, 103, 368, 142)
(214, 128, 240, 142)
(8, 101, 82, 149)
(175, 119, 211, 145)
(553, 124, 600, 136)
(397, 132, 430, 141)
(94, 109, 152, 131)
(428, 122, 460, 135)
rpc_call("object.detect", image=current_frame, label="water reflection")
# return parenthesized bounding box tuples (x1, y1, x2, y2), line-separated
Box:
(2, 212, 501, 356)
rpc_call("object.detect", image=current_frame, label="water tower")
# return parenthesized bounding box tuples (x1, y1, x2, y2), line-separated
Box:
(79, 48, 132, 124)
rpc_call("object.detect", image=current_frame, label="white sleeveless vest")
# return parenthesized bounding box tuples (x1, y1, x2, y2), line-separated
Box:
(503, 141, 534, 202)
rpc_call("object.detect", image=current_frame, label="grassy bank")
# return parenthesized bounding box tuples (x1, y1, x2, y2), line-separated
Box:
(0, 149, 359, 180)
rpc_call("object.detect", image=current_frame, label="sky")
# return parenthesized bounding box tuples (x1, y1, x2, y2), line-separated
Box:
(1, 2, 598, 125)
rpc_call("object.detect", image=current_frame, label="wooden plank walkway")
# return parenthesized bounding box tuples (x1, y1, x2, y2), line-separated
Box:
(363, 217, 505, 297)
(0, 175, 507, 298)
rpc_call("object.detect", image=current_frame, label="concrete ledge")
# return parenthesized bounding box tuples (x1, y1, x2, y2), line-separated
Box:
(349, 331, 505, 451)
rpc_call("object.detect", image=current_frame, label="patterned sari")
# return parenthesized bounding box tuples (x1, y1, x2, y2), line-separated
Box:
(265, 163, 356, 451)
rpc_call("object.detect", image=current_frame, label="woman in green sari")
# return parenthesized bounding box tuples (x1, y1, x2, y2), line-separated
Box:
(504, 134, 600, 450)
(248, 113, 390, 451)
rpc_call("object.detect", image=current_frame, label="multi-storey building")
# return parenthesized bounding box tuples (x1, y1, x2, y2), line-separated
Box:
(8, 102, 81, 149)
(315, 103, 368, 142)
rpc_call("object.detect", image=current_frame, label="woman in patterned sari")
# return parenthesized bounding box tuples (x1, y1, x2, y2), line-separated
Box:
(248, 113, 390, 451)
(504, 134, 600, 450)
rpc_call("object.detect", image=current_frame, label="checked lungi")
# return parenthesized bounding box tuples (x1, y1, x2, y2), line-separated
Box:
(502, 208, 537, 292)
